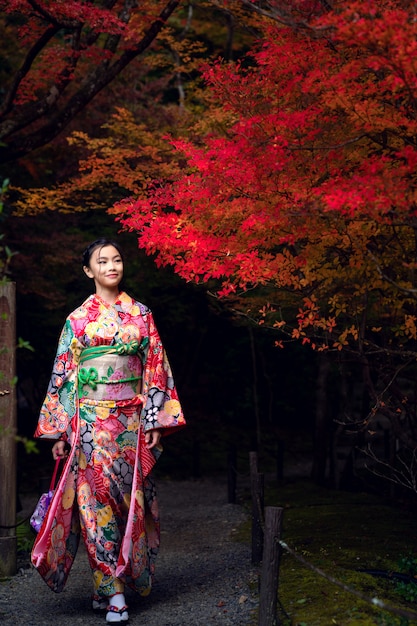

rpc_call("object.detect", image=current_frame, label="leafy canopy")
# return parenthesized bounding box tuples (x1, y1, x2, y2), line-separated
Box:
(113, 0, 417, 357)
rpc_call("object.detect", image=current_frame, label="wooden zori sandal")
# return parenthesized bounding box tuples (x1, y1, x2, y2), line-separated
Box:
(106, 604, 129, 623)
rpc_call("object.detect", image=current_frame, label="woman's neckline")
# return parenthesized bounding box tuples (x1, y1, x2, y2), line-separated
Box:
(94, 291, 122, 306)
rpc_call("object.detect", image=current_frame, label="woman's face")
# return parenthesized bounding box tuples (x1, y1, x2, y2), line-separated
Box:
(83, 245, 124, 291)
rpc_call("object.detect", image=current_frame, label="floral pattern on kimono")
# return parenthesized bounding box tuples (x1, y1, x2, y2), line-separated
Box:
(31, 292, 185, 595)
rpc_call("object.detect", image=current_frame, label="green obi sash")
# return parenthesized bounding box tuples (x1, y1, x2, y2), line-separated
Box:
(78, 338, 149, 401)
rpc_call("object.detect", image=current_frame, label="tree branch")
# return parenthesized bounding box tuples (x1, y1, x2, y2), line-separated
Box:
(240, 0, 332, 32)
(0, 0, 180, 164)
(0, 25, 59, 121)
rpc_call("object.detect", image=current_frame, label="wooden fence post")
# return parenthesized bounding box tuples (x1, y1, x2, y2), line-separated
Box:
(0, 282, 17, 577)
(258, 506, 283, 626)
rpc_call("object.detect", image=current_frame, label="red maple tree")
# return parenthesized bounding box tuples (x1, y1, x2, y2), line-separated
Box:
(112, 0, 417, 462)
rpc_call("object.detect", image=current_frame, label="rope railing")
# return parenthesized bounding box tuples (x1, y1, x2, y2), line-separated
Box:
(0, 515, 32, 530)
(244, 451, 417, 626)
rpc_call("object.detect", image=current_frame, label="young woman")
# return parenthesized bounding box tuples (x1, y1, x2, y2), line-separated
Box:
(31, 239, 185, 623)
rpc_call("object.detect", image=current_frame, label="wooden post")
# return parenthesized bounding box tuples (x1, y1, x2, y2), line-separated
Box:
(258, 506, 284, 626)
(0, 282, 17, 577)
(227, 445, 237, 504)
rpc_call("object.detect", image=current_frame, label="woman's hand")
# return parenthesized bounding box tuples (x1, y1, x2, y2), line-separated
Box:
(52, 440, 69, 460)
(144, 429, 162, 450)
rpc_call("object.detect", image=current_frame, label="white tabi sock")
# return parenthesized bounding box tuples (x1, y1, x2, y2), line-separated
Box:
(111, 593, 126, 610)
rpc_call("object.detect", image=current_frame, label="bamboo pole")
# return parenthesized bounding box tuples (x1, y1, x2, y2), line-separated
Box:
(0, 282, 17, 576)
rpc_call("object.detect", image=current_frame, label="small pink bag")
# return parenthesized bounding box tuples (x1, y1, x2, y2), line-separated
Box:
(30, 458, 61, 533)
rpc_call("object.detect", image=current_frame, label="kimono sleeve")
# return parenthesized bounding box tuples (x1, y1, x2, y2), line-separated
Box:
(140, 310, 185, 435)
(34, 319, 82, 440)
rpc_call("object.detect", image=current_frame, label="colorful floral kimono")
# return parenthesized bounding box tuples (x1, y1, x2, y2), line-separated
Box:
(31, 292, 185, 596)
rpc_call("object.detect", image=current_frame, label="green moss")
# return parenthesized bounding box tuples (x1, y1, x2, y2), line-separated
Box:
(243, 480, 417, 625)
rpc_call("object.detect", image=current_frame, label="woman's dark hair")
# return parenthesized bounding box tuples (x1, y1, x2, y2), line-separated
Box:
(82, 239, 124, 268)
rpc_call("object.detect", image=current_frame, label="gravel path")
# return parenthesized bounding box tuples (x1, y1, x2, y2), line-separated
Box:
(0, 478, 258, 625)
